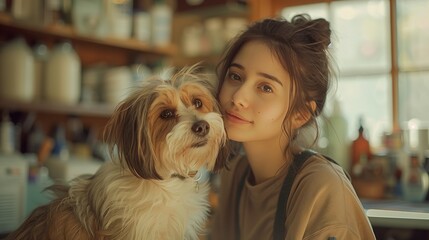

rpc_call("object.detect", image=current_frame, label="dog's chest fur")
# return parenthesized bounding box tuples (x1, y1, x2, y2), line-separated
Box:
(69, 161, 211, 240)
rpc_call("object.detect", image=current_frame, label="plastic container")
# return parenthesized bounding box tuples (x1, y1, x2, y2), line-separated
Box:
(44, 41, 81, 104)
(0, 38, 35, 102)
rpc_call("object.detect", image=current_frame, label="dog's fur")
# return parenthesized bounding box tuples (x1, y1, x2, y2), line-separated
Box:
(6, 65, 228, 240)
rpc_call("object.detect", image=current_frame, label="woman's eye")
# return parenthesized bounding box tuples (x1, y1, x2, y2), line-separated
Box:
(160, 109, 176, 119)
(193, 98, 203, 108)
(229, 72, 241, 81)
(260, 85, 273, 93)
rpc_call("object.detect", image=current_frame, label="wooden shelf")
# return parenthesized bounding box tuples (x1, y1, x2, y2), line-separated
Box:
(170, 54, 222, 68)
(0, 14, 177, 64)
(0, 99, 115, 118)
(176, 3, 249, 18)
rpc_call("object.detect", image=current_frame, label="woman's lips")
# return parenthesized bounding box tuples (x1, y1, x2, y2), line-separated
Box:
(225, 111, 253, 124)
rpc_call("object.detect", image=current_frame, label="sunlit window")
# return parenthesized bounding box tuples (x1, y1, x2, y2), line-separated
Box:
(282, 0, 391, 148)
(397, 0, 429, 126)
(397, 0, 429, 70)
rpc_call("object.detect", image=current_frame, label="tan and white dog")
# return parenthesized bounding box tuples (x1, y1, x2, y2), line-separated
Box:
(7, 65, 228, 240)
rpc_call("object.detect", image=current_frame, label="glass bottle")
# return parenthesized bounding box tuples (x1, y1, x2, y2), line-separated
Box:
(402, 153, 429, 202)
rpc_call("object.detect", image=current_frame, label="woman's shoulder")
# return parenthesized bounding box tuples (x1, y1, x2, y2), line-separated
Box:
(290, 151, 359, 208)
(286, 152, 375, 239)
(298, 152, 351, 188)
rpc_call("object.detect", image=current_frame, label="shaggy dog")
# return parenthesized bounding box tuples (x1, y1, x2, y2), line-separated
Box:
(6, 65, 228, 240)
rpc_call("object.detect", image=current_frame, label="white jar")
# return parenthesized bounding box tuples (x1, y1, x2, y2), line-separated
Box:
(0, 38, 35, 102)
(44, 42, 81, 104)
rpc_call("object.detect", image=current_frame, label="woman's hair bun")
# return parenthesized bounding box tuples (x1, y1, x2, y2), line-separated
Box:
(291, 14, 331, 50)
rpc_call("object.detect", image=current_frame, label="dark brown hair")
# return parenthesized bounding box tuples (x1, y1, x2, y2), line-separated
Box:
(217, 14, 334, 153)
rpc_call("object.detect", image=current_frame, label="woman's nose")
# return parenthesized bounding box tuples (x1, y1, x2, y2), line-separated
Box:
(232, 86, 250, 108)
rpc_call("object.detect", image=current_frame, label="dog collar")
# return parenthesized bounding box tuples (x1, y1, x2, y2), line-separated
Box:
(170, 170, 199, 180)
(170, 173, 186, 180)
(170, 170, 201, 192)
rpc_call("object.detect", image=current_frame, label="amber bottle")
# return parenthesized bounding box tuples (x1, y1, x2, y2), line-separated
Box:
(350, 119, 372, 176)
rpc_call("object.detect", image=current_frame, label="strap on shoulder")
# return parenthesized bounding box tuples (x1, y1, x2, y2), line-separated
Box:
(235, 150, 348, 240)
(321, 154, 351, 180)
(235, 156, 250, 240)
(273, 150, 316, 240)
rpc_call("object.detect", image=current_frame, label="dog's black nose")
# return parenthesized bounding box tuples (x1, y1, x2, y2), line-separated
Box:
(192, 120, 210, 136)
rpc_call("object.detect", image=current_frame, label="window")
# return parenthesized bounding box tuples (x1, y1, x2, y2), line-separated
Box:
(282, 0, 429, 150)
(397, 0, 429, 125)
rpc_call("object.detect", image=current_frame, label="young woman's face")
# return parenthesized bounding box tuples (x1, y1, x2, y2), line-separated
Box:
(219, 40, 294, 143)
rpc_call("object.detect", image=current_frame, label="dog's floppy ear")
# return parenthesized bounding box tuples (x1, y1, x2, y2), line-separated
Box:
(104, 85, 162, 180)
(211, 98, 230, 172)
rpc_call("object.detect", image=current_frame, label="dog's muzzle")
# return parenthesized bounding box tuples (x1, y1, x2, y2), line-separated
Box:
(192, 120, 209, 137)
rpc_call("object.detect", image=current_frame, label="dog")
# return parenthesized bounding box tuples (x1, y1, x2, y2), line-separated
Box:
(6, 65, 228, 240)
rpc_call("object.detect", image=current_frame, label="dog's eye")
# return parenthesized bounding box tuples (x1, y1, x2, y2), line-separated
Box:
(160, 109, 175, 119)
(193, 98, 202, 108)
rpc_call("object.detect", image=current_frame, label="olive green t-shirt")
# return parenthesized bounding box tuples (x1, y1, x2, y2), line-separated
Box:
(211, 152, 376, 240)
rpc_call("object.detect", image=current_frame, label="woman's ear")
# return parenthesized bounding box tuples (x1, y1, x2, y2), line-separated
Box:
(292, 100, 317, 129)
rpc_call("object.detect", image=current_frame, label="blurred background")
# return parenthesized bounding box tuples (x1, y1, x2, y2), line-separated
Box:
(0, 0, 429, 239)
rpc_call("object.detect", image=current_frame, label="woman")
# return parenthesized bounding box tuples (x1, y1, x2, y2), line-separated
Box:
(211, 14, 376, 240)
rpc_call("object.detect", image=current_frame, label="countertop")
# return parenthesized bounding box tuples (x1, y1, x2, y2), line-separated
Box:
(362, 199, 429, 229)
